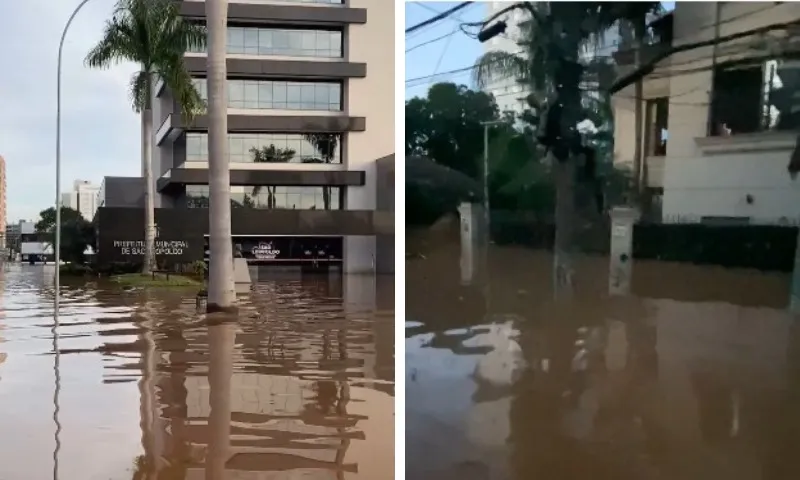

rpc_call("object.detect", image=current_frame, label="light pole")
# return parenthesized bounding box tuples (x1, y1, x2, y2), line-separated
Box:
(55, 0, 94, 321)
(53, 3, 94, 480)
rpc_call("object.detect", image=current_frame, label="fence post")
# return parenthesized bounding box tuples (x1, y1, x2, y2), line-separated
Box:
(609, 206, 641, 296)
(458, 202, 485, 286)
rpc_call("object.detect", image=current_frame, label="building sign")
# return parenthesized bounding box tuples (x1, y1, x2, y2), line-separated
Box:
(112, 240, 189, 256)
(206, 236, 343, 263)
(251, 241, 280, 260)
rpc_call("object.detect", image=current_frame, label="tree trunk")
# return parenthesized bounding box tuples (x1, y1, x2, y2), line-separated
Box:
(323, 187, 331, 210)
(206, 0, 236, 311)
(141, 83, 156, 275)
(553, 157, 577, 299)
(207, 322, 235, 480)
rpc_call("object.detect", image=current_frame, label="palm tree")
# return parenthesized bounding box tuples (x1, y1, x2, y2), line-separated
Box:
(473, 2, 660, 298)
(249, 145, 296, 207)
(303, 134, 339, 209)
(206, 0, 236, 311)
(86, 0, 206, 275)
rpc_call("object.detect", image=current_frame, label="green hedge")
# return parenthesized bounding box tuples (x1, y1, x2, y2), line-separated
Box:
(488, 214, 798, 272)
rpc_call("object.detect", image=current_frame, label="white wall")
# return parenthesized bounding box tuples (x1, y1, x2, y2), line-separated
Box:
(343, 0, 394, 273)
(613, 2, 800, 223)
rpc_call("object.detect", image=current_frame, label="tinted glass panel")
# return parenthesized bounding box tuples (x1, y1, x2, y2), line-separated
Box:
(185, 133, 342, 164)
(189, 26, 343, 58)
(193, 79, 341, 111)
(186, 185, 342, 210)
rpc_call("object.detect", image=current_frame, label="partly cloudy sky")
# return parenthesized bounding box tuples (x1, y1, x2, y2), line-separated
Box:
(0, 0, 140, 223)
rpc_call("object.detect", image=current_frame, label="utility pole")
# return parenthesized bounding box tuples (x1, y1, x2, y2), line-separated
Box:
(480, 120, 505, 237)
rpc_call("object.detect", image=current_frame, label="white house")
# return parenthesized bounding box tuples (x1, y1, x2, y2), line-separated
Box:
(613, 2, 800, 225)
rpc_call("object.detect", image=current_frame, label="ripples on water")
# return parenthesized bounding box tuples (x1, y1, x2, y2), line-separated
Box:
(407, 246, 800, 480)
(0, 264, 394, 479)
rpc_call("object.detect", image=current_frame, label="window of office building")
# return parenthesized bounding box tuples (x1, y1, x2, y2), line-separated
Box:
(185, 133, 342, 164)
(193, 79, 341, 111)
(188, 26, 343, 58)
(710, 59, 800, 136)
(185, 185, 342, 210)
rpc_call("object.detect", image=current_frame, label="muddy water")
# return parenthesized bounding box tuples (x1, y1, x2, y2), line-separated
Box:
(0, 264, 394, 480)
(407, 246, 800, 480)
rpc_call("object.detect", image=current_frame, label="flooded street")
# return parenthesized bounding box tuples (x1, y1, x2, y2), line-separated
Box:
(407, 246, 800, 480)
(0, 264, 394, 480)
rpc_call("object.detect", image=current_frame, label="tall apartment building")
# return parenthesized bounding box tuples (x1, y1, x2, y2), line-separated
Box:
(0, 156, 6, 250)
(483, 2, 621, 120)
(61, 179, 101, 220)
(133, 0, 395, 273)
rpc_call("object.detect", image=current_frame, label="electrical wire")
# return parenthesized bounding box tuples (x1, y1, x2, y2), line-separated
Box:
(428, 24, 459, 87)
(406, 29, 460, 53)
(414, 1, 473, 25)
(406, 2, 473, 34)
(405, 35, 763, 90)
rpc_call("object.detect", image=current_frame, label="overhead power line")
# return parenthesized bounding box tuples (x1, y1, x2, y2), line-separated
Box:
(414, 1, 472, 25)
(406, 30, 459, 53)
(406, 2, 473, 34)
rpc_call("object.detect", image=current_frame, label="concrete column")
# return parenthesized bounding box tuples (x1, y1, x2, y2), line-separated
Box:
(458, 202, 485, 286)
(608, 206, 640, 296)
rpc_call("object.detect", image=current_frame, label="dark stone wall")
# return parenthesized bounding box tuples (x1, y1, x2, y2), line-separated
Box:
(95, 207, 395, 267)
(101, 177, 145, 208)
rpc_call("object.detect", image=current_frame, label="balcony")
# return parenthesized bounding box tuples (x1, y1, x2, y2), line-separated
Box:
(178, 0, 365, 27)
(182, 56, 366, 80)
(156, 167, 366, 194)
(155, 111, 365, 146)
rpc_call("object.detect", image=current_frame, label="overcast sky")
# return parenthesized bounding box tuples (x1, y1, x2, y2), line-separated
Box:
(0, 0, 140, 223)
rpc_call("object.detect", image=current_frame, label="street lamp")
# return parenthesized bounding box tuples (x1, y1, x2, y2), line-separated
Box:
(53, 3, 94, 479)
(54, 0, 94, 322)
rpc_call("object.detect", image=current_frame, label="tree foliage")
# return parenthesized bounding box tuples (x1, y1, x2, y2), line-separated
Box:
(35, 207, 96, 265)
(406, 82, 502, 180)
(85, 0, 207, 119)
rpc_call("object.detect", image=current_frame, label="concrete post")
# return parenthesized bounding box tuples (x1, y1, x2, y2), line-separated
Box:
(608, 206, 640, 296)
(458, 202, 485, 286)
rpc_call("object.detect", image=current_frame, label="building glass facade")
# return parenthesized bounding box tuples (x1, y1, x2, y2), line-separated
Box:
(186, 185, 342, 210)
(192, 79, 342, 111)
(185, 133, 342, 164)
(190, 26, 343, 58)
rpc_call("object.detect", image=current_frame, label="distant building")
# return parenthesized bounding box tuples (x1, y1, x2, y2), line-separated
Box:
(61, 179, 100, 220)
(0, 155, 5, 251)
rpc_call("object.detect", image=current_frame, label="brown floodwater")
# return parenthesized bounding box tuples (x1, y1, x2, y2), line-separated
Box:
(407, 245, 800, 480)
(0, 264, 394, 480)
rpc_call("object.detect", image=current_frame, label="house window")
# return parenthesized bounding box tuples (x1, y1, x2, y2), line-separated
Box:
(710, 59, 800, 136)
(645, 97, 668, 156)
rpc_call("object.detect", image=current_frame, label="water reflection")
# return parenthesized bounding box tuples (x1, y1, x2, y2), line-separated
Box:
(407, 247, 800, 480)
(0, 264, 394, 479)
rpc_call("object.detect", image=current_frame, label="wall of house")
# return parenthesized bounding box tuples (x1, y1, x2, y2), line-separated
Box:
(658, 2, 800, 223)
(343, 0, 394, 273)
(612, 75, 670, 189)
